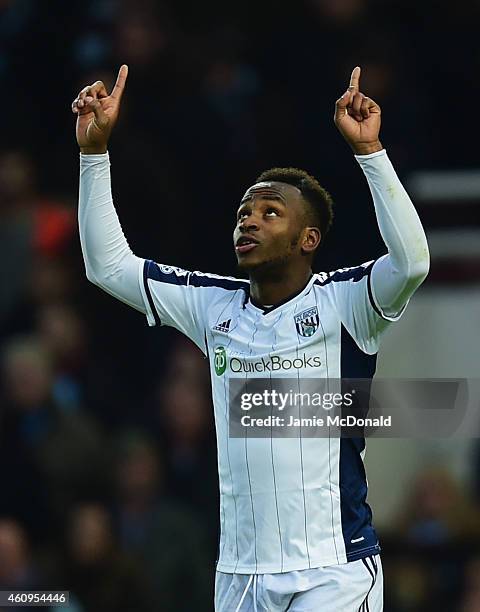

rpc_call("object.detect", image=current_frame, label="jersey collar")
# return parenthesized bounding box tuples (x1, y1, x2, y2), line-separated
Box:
(245, 274, 315, 315)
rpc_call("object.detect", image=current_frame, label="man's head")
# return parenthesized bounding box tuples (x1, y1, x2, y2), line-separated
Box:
(233, 167, 334, 276)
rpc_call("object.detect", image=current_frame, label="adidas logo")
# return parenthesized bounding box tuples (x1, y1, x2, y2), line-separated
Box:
(213, 319, 231, 334)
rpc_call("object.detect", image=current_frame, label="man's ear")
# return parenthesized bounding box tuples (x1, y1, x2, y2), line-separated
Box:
(301, 227, 321, 255)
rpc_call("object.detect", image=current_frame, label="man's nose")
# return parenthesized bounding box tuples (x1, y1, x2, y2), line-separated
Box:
(240, 212, 260, 232)
(240, 219, 259, 232)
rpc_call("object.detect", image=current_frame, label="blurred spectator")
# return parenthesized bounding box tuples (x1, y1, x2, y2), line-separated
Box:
(385, 559, 430, 612)
(461, 557, 480, 612)
(384, 467, 480, 610)
(0, 150, 75, 255)
(155, 338, 218, 541)
(0, 151, 34, 324)
(113, 430, 164, 551)
(111, 429, 213, 611)
(37, 303, 89, 410)
(0, 519, 43, 590)
(115, 3, 171, 70)
(57, 503, 154, 611)
(202, 26, 261, 164)
(0, 150, 76, 330)
(396, 467, 480, 546)
(0, 336, 108, 540)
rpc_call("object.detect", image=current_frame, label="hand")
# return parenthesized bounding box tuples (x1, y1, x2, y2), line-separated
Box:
(334, 66, 383, 156)
(72, 65, 128, 154)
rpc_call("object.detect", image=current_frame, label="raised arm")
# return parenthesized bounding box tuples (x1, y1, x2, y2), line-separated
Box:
(334, 67, 429, 318)
(73, 65, 145, 312)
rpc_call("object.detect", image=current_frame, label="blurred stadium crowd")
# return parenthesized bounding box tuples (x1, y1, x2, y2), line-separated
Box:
(1, 0, 480, 610)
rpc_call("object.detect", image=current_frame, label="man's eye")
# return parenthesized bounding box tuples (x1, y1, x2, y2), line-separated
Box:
(265, 209, 279, 217)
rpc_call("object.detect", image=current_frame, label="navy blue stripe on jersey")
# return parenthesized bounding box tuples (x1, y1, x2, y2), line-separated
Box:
(366, 267, 383, 319)
(144, 260, 249, 291)
(339, 324, 380, 562)
(340, 323, 377, 378)
(143, 261, 161, 325)
(189, 273, 249, 291)
(315, 261, 375, 287)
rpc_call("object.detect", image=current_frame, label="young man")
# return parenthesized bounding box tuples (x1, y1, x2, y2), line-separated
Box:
(73, 64, 429, 611)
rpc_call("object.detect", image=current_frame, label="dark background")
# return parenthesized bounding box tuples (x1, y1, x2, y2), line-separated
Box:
(1, 0, 480, 610)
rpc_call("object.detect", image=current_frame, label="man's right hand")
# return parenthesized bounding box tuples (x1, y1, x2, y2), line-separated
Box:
(72, 64, 128, 154)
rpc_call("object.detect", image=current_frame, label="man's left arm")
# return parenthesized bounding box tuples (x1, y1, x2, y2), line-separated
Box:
(355, 149, 429, 319)
(334, 66, 430, 320)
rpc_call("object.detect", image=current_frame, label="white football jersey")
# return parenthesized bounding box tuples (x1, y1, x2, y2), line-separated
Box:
(138, 258, 404, 574)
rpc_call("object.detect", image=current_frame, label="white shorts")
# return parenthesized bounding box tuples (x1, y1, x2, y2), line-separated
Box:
(215, 554, 383, 612)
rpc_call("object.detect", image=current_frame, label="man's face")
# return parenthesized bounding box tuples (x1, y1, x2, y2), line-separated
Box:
(233, 181, 310, 273)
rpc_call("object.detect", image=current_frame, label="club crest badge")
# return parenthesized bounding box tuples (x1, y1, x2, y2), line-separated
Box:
(294, 307, 319, 338)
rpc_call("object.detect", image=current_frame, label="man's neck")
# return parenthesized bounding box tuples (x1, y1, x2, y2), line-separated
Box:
(248, 267, 313, 308)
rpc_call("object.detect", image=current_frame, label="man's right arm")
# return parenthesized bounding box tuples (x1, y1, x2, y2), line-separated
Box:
(74, 66, 148, 314)
(73, 67, 214, 353)
(78, 151, 145, 312)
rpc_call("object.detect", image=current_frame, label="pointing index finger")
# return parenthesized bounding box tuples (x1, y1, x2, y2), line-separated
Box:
(349, 66, 361, 91)
(111, 64, 129, 99)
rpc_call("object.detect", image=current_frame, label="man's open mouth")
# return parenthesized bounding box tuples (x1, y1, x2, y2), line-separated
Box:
(235, 236, 260, 254)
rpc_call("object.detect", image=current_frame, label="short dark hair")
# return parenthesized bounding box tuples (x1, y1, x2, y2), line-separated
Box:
(255, 167, 334, 237)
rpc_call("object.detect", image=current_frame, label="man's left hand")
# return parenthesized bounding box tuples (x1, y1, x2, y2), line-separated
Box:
(334, 66, 383, 156)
